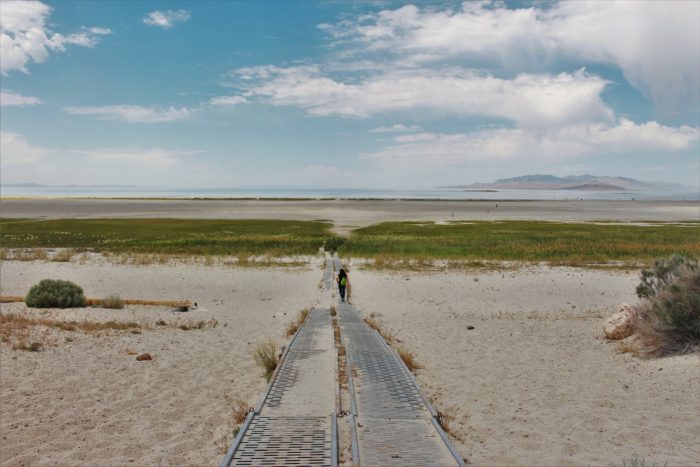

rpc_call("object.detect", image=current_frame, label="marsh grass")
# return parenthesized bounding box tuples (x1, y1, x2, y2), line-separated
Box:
(0, 218, 333, 256)
(286, 308, 310, 336)
(343, 221, 700, 264)
(253, 340, 279, 380)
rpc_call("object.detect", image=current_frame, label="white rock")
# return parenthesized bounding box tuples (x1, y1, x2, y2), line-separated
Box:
(604, 303, 637, 340)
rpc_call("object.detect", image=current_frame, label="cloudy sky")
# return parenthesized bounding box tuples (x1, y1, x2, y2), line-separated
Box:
(1, 0, 699, 188)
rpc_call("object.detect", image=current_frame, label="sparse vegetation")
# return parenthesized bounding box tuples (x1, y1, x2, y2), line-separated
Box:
(253, 340, 279, 380)
(51, 249, 74, 262)
(101, 294, 125, 309)
(397, 347, 423, 372)
(286, 308, 310, 336)
(610, 457, 669, 467)
(178, 319, 218, 331)
(323, 236, 346, 252)
(633, 255, 700, 356)
(25, 279, 86, 308)
(215, 395, 251, 455)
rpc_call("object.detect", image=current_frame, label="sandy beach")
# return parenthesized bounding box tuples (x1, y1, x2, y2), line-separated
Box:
(0, 260, 322, 466)
(349, 266, 700, 466)
(2, 257, 698, 465)
(1, 198, 697, 234)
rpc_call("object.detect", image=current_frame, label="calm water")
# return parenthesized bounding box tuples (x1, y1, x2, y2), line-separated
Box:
(1, 186, 698, 201)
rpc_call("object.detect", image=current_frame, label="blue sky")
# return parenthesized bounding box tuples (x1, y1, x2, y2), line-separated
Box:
(1, 0, 699, 188)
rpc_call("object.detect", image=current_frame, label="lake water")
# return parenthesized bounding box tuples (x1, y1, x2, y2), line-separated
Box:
(1, 185, 698, 201)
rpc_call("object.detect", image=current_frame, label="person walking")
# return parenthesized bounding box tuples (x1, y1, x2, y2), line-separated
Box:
(337, 268, 349, 302)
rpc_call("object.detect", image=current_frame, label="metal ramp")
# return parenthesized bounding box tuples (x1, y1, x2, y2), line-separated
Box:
(221, 260, 338, 467)
(338, 300, 464, 466)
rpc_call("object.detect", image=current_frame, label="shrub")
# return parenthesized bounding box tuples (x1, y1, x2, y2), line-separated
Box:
(25, 279, 86, 308)
(101, 294, 124, 309)
(253, 340, 278, 380)
(634, 255, 700, 356)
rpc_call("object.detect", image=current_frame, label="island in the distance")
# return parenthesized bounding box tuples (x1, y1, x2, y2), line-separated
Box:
(442, 174, 691, 191)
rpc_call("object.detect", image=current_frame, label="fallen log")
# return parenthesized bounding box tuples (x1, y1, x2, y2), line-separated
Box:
(1, 296, 191, 308)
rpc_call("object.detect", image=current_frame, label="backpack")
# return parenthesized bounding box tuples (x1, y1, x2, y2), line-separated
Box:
(340, 276, 347, 286)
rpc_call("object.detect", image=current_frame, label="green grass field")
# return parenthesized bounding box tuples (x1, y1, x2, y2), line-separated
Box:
(1, 218, 698, 264)
(340, 221, 700, 264)
(0, 219, 332, 256)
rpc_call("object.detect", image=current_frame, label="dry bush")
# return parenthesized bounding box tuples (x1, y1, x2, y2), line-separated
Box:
(51, 249, 74, 262)
(178, 319, 218, 331)
(101, 294, 125, 309)
(398, 347, 423, 372)
(286, 308, 309, 336)
(253, 340, 279, 380)
(364, 317, 395, 342)
(237, 252, 249, 265)
(634, 255, 700, 356)
(215, 395, 251, 454)
(0, 248, 7, 261)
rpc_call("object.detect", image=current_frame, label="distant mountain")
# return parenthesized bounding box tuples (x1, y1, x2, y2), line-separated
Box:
(442, 175, 693, 191)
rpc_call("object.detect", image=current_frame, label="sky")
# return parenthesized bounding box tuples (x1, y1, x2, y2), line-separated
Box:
(1, 0, 699, 189)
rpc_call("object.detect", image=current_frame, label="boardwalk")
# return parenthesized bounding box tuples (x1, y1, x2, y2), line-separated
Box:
(222, 256, 462, 466)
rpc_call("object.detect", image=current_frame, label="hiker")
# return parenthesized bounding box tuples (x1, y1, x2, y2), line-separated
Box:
(337, 268, 349, 302)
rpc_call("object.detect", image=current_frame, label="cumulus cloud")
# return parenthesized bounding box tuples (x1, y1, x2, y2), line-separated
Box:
(143, 10, 190, 28)
(209, 95, 247, 106)
(324, 1, 700, 109)
(64, 105, 190, 123)
(0, 1, 110, 74)
(0, 131, 48, 166)
(364, 119, 700, 167)
(232, 65, 613, 127)
(1, 90, 41, 106)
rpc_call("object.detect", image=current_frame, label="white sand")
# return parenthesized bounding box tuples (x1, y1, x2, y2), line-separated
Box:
(0, 260, 322, 466)
(348, 266, 700, 466)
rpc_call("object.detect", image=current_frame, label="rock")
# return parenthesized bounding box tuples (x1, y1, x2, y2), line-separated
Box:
(136, 353, 152, 361)
(604, 304, 637, 340)
(467, 326, 475, 330)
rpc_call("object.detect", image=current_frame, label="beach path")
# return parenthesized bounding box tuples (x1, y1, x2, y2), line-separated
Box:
(223, 257, 462, 466)
(221, 262, 337, 466)
(335, 258, 463, 466)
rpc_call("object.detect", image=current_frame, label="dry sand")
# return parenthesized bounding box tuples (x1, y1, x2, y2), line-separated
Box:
(348, 266, 700, 466)
(1, 198, 698, 234)
(0, 260, 323, 466)
(2, 258, 699, 466)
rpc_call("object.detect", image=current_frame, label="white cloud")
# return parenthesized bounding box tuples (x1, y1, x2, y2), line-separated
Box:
(209, 95, 247, 106)
(143, 10, 190, 28)
(370, 124, 420, 133)
(1, 90, 41, 106)
(326, 1, 700, 109)
(233, 65, 612, 128)
(0, 1, 111, 74)
(0, 131, 48, 166)
(64, 105, 190, 123)
(364, 120, 700, 167)
(85, 148, 188, 169)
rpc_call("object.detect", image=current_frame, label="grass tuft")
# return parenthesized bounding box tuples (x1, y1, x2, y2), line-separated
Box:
(286, 308, 310, 336)
(101, 294, 125, 309)
(397, 347, 423, 372)
(253, 340, 279, 380)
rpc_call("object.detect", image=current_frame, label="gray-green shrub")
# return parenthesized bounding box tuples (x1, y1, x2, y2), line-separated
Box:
(25, 279, 86, 308)
(634, 255, 700, 356)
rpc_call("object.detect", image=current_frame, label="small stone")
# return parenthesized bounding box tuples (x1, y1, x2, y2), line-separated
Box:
(467, 325, 475, 330)
(136, 353, 152, 361)
(604, 303, 637, 340)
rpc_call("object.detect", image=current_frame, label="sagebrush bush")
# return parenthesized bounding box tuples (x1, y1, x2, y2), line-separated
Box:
(634, 255, 700, 356)
(25, 279, 86, 308)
